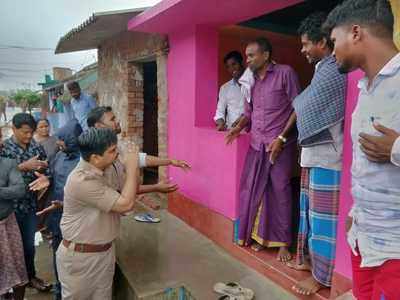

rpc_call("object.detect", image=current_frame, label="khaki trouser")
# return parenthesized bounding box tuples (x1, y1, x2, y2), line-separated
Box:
(56, 242, 115, 300)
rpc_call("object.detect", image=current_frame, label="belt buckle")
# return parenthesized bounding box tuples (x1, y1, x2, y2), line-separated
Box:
(76, 244, 85, 252)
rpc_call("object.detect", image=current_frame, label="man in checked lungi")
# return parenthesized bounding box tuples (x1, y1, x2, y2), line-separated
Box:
(289, 12, 347, 296)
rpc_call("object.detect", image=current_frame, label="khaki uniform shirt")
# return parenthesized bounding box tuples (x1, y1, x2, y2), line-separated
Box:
(104, 159, 126, 193)
(60, 159, 121, 244)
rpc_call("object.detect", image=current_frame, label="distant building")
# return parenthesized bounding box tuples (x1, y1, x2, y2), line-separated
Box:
(37, 63, 98, 132)
(55, 8, 168, 183)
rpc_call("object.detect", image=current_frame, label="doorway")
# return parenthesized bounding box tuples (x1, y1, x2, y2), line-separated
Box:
(143, 61, 159, 184)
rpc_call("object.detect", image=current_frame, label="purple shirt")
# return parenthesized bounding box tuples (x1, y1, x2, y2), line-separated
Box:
(244, 64, 301, 151)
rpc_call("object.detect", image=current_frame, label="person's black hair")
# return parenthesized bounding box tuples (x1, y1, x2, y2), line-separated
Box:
(37, 118, 50, 126)
(299, 12, 334, 50)
(57, 119, 82, 156)
(323, 0, 394, 38)
(248, 37, 273, 57)
(12, 113, 37, 130)
(87, 106, 113, 128)
(223, 51, 244, 65)
(78, 128, 117, 161)
(66, 81, 80, 90)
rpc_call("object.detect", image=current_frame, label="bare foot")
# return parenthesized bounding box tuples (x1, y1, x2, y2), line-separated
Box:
(251, 243, 264, 252)
(286, 260, 311, 271)
(277, 246, 292, 262)
(292, 276, 325, 296)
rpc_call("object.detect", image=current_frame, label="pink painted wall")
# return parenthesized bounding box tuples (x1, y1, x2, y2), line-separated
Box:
(166, 24, 313, 219)
(130, 0, 363, 281)
(167, 31, 363, 279)
(134, 0, 302, 219)
(334, 70, 364, 278)
(194, 26, 219, 127)
(166, 25, 251, 219)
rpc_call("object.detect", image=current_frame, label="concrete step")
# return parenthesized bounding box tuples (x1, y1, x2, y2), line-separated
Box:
(167, 193, 352, 300)
(229, 245, 331, 300)
(115, 210, 297, 300)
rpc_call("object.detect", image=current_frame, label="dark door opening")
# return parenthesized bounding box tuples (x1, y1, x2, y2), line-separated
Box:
(143, 61, 159, 184)
(240, 0, 343, 35)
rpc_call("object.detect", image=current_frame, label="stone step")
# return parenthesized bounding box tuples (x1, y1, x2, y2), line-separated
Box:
(115, 211, 297, 300)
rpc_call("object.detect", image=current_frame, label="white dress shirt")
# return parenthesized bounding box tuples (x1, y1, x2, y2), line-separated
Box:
(391, 136, 400, 166)
(238, 67, 255, 104)
(348, 53, 400, 267)
(214, 79, 245, 129)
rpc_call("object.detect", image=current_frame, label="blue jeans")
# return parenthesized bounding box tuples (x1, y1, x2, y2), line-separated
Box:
(15, 210, 37, 280)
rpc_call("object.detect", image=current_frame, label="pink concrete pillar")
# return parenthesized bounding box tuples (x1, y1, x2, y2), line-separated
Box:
(194, 26, 219, 127)
(167, 25, 250, 219)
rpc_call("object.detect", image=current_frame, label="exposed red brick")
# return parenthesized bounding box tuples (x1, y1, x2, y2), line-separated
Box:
(98, 30, 168, 181)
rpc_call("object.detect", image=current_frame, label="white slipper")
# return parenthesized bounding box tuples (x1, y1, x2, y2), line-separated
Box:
(218, 294, 246, 300)
(214, 282, 254, 300)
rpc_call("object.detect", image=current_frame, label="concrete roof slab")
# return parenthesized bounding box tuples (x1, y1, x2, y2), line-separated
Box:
(128, 0, 304, 34)
(55, 8, 147, 54)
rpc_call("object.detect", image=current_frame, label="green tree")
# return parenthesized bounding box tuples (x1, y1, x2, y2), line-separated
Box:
(11, 90, 41, 114)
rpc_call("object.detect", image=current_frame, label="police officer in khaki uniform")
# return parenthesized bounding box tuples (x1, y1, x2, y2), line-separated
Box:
(56, 128, 139, 300)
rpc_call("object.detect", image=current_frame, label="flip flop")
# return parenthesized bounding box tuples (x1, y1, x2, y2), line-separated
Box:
(134, 213, 161, 223)
(218, 295, 246, 300)
(214, 282, 254, 300)
(251, 243, 264, 252)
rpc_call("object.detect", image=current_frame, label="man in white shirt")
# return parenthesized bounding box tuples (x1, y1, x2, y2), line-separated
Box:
(214, 51, 245, 131)
(325, 0, 400, 299)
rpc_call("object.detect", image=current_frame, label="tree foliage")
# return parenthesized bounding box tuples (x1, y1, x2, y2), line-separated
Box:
(10, 90, 41, 113)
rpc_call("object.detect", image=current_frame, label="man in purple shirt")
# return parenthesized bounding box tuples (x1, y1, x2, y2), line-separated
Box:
(226, 37, 301, 262)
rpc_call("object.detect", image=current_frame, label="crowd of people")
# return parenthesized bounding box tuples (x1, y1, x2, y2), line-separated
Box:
(216, 0, 400, 298)
(0, 0, 399, 299)
(0, 78, 190, 300)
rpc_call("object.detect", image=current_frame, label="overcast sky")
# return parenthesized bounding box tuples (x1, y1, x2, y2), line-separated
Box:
(0, 0, 161, 91)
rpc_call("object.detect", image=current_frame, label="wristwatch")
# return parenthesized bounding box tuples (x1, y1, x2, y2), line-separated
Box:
(278, 135, 287, 143)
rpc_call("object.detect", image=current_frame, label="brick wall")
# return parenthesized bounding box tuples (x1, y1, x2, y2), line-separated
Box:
(127, 63, 144, 146)
(97, 31, 169, 180)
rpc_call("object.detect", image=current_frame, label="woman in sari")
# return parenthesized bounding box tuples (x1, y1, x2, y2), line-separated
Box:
(34, 118, 59, 166)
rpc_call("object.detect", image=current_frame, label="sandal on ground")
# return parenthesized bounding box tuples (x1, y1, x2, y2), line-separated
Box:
(250, 243, 264, 252)
(214, 282, 254, 300)
(218, 294, 246, 300)
(134, 213, 161, 223)
(28, 277, 52, 292)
